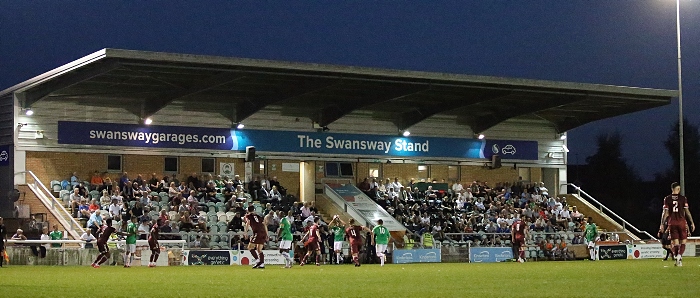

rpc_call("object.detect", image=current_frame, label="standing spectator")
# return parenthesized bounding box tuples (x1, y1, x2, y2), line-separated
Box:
(248, 176, 261, 201)
(119, 172, 129, 191)
(49, 225, 63, 248)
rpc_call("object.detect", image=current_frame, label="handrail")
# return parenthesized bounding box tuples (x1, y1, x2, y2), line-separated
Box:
(15, 171, 86, 238)
(564, 183, 657, 240)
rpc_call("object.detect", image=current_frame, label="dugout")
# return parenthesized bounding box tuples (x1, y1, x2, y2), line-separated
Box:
(0, 48, 677, 218)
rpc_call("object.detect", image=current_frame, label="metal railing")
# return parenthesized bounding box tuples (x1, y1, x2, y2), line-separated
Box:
(564, 183, 656, 240)
(15, 171, 86, 239)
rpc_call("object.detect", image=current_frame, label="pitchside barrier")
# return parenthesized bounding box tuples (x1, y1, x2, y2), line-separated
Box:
(181, 249, 293, 266)
(4, 239, 185, 266)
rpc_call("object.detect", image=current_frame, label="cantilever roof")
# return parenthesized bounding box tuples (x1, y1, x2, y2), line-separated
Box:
(1, 48, 677, 133)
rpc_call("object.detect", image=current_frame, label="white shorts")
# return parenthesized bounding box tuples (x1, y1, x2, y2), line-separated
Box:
(279, 240, 292, 250)
(376, 244, 387, 254)
(126, 244, 136, 253)
(587, 241, 595, 248)
(333, 241, 344, 251)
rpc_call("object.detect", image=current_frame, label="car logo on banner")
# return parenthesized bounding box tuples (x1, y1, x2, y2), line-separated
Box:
(502, 145, 516, 155)
(491, 144, 499, 154)
(0, 150, 8, 162)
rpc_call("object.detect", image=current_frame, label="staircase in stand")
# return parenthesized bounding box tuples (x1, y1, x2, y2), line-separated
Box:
(563, 183, 656, 241)
(17, 171, 85, 239)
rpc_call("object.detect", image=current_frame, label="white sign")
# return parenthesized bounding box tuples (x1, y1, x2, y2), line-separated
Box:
(627, 244, 665, 259)
(245, 162, 253, 183)
(282, 163, 300, 172)
(233, 249, 292, 265)
(220, 163, 235, 177)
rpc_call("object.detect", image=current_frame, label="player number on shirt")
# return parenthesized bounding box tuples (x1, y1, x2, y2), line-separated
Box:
(254, 216, 259, 222)
(672, 201, 679, 213)
(379, 227, 386, 234)
(515, 223, 520, 231)
(350, 229, 356, 237)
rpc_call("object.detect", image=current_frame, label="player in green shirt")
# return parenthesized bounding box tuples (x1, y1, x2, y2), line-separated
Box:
(371, 219, 391, 266)
(583, 217, 598, 261)
(328, 215, 347, 265)
(49, 225, 63, 248)
(277, 211, 295, 268)
(122, 217, 138, 268)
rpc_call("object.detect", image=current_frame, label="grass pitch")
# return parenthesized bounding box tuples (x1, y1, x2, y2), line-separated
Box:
(1, 259, 698, 297)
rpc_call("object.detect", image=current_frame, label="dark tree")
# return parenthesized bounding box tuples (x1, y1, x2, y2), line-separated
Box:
(660, 119, 700, 225)
(580, 132, 641, 223)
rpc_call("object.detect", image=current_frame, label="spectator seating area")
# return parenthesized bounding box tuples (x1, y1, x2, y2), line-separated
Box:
(47, 172, 302, 250)
(364, 178, 594, 259)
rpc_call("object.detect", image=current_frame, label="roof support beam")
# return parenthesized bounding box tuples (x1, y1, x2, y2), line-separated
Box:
(313, 86, 428, 127)
(141, 72, 247, 118)
(463, 95, 587, 134)
(18, 60, 122, 108)
(224, 78, 339, 123)
(392, 90, 511, 131)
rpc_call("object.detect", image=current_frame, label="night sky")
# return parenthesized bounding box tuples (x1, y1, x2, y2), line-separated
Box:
(2, 1, 699, 180)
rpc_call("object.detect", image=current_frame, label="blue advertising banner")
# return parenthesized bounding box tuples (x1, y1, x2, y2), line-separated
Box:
(0, 145, 10, 167)
(469, 247, 513, 263)
(393, 249, 442, 264)
(57, 121, 538, 160)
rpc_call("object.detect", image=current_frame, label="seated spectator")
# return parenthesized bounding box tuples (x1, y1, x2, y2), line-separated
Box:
(69, 188, 84, 212)
(571, 207, 583, 220)
(270, 176, 286, 195)
(76, 182, 88, 197)
(168, 182, 180, 199)
(300, 202, 312, 218)
(179, 211, 194, 232)
(204, 181, 219, 203)
(159, 210, 169, 226)
(432, 222, 445, 241)
(111, 187, 123, 204)
(99, 190, 111, 208)
(131, 202, 144, 220)
(86, 210, 103, 237)
(178, 181, 188, 194)
(222, 181, 236, 201)
(80, 230, 96, 248)
(235, 185, 249, 202)
(102, 173, 113, 193)
(148, 173, 160, 192)
(122, 181, 134, 201)
(88, 199, 100, 213)
(31, 227, 50, 258)
(90, 171, 104, 191)
(70, 172, 80, 189)
(228, 212, 243, 232)
(78, 200, 91, 219)
(200, 229, 211, 249)
(108, 199, 121, 220)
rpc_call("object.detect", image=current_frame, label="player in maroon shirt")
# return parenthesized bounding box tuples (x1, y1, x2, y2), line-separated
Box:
(300, 217, 322, 266)
(511, 216, 528, 263)
(91, 218, 116, 268)
(346, 218, 369, 267)
(659, 182, 695, 266)
(147, 219, 162, 267)
(244, 206, 268, 269)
